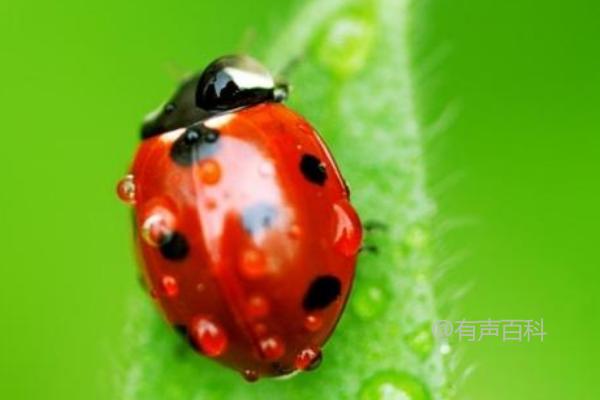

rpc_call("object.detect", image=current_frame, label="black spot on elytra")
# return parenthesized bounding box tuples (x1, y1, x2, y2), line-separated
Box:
(241, 203, 278, 235)
(159, 232, 189, 261)
(170, 125, 220, 166)
(300, 154, 327, 185)
(302, 275, 342, 311)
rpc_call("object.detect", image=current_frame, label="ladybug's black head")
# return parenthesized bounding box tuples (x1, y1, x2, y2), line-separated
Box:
(195, 55, 288, 112)
(141, 74, 209, 139)
(141, 55, 287, 140)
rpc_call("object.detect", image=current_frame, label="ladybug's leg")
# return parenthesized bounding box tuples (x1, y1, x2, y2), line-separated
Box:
(364, 220, 389, 232)
(272, 53, 305, 102)
(277, 53, 304, 78)
(360, 244, 379, 254)
(172, 325, 195, 359)
(361, 220, 389, 254)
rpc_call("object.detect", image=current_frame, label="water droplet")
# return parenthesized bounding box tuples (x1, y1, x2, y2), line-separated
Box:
(359, 371, 431, 400)
(253, 323, 268, 336)
(259, 336, 285, 361)
(116, 174, 136, 205)
(205, 198, 217, 210)
(317, 16, 375, 77)
(304, 314, 323, 332)
(259, 162, 275, 177)
(404, 226, 429, 251)
(141, 211, 175, 247)
(405, 324, 434, 359)
(439, 343, 451, 356)
(161, 275, 179, 298)
(242, 369, 259, 382)
(246, 294, 270, 319)
(288, 224, 302, 239)
(197, 159, 221, 185)
(190, 316, 228, 357)
(352, 284, 390, 320)
(239, 249, 267, 279)
(332, 200, 363, 257)
(295, 347, 322, 371)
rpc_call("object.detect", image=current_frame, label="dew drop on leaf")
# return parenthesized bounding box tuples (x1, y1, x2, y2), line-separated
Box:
(352, 284, 390, 320)
(405, 323, 434, 359)
(403, 225, 430, 251)
(316, 16, 375, 77)
(359, 371, 431, 400)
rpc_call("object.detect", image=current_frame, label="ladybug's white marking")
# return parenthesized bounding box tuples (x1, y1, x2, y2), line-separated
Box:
(204, 113, 235, 130)
(259, 162, 275, 177)
(160, 128, 185, 144)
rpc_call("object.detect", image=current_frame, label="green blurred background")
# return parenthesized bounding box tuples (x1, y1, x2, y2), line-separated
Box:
(1, 0, 598, 399)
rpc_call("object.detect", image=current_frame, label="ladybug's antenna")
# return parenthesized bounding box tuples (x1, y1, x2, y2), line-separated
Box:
(237, 28, 257, 54)
(273, 53, 304, 103)
(276, 53, 304, 79)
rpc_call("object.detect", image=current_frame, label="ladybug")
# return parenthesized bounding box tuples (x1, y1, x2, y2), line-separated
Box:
(117, 55, 363, 381)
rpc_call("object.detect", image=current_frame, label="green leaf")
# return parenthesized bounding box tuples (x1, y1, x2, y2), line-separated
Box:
(119, 0, 451, 398)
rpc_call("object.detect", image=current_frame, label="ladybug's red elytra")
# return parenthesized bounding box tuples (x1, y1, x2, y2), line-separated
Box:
(117, 55, 363, 381)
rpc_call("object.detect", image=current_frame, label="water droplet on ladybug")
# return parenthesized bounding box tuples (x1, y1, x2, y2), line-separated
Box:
(304, 314, 323, 332)
(240, 249, 267, 279)
(242, 369, 259, 382)
(332, 199, 363, 257)
(259, 336, 285, 361)
(288, 224, 302, 239)
(197, 159, 221, 185)
(161, 275, 179, 298)
(246, 294, 270, 319)
(190, 317, 228, 357)
(294, 347, 322, 371)
(253, 323, 268, 336)
(141, 212, 174, 247)
(359, 371, 430, 400)
(205, 198, 217, 210)
(116, 174, 136, 205)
